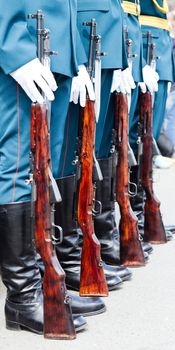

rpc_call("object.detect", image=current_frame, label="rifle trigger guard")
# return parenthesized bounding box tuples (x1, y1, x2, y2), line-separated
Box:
(92, 199, 102, 216)
(128, 182, 137, 197)
(51, 224, 63, 245)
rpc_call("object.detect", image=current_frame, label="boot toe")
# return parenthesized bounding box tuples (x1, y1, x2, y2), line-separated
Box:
(144, 251, 149, 262)
(165, 225, 175, 234)
(111, 266, 132, 281)
(141, 241, 153, 254)
(166, 230, 173, 241)
(72, 315, 87, 332)
(70, 293, 106, 316)
(103, 262, 132, 281)
(105, 272, 123, 291)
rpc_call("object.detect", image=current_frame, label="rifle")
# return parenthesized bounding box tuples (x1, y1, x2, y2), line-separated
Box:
(113, 27, 145, 267)
(77, 19, 108, 296)
(114, 92, 145, 266)
(138, 31, 167, 244)
(123, 26, 138, 167)
(28, 10, 76, 339)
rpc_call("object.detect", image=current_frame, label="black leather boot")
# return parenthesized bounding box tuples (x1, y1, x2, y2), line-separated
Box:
(94, 158, 135, 277)
(130, 165, 155, 249)
(55, 175, 123, 292)
(103, 264, 132, 282)
(94, 159, 149, 264)
(70, 293, 106, 316)
(130, 165, 144, 215)
(94, 158, 120, 266)
(0, 202, 86, 334)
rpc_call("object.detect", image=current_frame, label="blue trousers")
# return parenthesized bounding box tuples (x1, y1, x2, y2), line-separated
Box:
(60, 69, 114, 177)
(0, 70, 71, 203)
(129, 81, 168, 153)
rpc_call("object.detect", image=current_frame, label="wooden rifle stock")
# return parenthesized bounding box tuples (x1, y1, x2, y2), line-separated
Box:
(78, 99, 108, 296)
(30, 103, 76, 339)
(114, 93, 145, 266)
(139, 91, 167, 244)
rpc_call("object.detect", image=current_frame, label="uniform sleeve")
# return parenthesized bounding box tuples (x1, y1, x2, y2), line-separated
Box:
(0, 0, 37, 74)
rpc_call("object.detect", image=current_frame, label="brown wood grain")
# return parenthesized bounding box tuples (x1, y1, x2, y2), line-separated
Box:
(139, 91, 167, 244)
(31, 103, 76, 339)
(78, 99, 108, 296)
(114, 93, 145, 266)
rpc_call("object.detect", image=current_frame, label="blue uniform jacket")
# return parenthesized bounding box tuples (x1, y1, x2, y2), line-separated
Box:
(140, 0, 175, 81)
(0, 0, 86, 77)
(77, 0, 127, 69)
(122, 0, 143, 82)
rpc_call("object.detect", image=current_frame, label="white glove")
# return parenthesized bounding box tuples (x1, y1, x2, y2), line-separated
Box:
(111, 69, 122, 93)
(141, 64, 159, 94)
(167, 82, 172, 94)
(119, 68, 136, 94)
(70, 64, 95, 107)
(111, 68, 136, 94)
(10, 58, 57, 104)
(138, 82, 147, 93)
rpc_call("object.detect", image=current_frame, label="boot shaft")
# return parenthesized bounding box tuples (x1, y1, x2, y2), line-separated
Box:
(94, 158, 120, 265)
(95, 157, 115, 212)
(0, 202, 42, 303)
(55, 175, 81, 266)
(130, 165, 144, 213)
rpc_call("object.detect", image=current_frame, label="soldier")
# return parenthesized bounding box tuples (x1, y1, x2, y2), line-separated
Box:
(129, 0, 175, 236)
(140, 0, 174, 141)
(121, 0, 159, 153)
(55, 0, 135, 285)
(0, 0, 107, 335)
(121, 0, 158, 249)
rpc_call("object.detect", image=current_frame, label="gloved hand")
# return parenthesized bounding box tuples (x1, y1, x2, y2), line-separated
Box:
(111, 68, 136, 94)
(10, 58, 57, 104)
(70, 64, 95, 107)
(111, 69, 122, 93)
(140, 64, 159, 94)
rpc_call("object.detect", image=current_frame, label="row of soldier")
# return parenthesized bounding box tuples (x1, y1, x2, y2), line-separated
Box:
(0, 0, 174, 339)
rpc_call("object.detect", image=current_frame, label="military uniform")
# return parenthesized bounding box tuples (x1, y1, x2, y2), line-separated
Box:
(127, 0, 175, 151)
(0, 0, 94, 335)
(127, 1, 175, 242)
(140, 0, 175, 140)
(0, 0, 87, 203)
(121, 0, 144, 152)
(60, 0, 127, 175)
(57, 0, 135, 273)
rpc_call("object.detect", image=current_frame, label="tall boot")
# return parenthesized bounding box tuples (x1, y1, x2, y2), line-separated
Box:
(0, 202, 44, 334)
(129, 166, 151, 252)
(94, 158, 120, 265)
(0, 202, 86, 334)
(130, 165, 144, 220)
(130, 164, 146, 236)
(55, 175, 123, 292)
(94, 158, 133, 279)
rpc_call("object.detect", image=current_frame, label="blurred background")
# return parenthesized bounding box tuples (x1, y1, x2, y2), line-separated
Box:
(159, 0, 175, 164)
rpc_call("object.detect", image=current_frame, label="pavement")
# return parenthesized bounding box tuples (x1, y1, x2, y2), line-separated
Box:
(1, 164, 175, 350)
